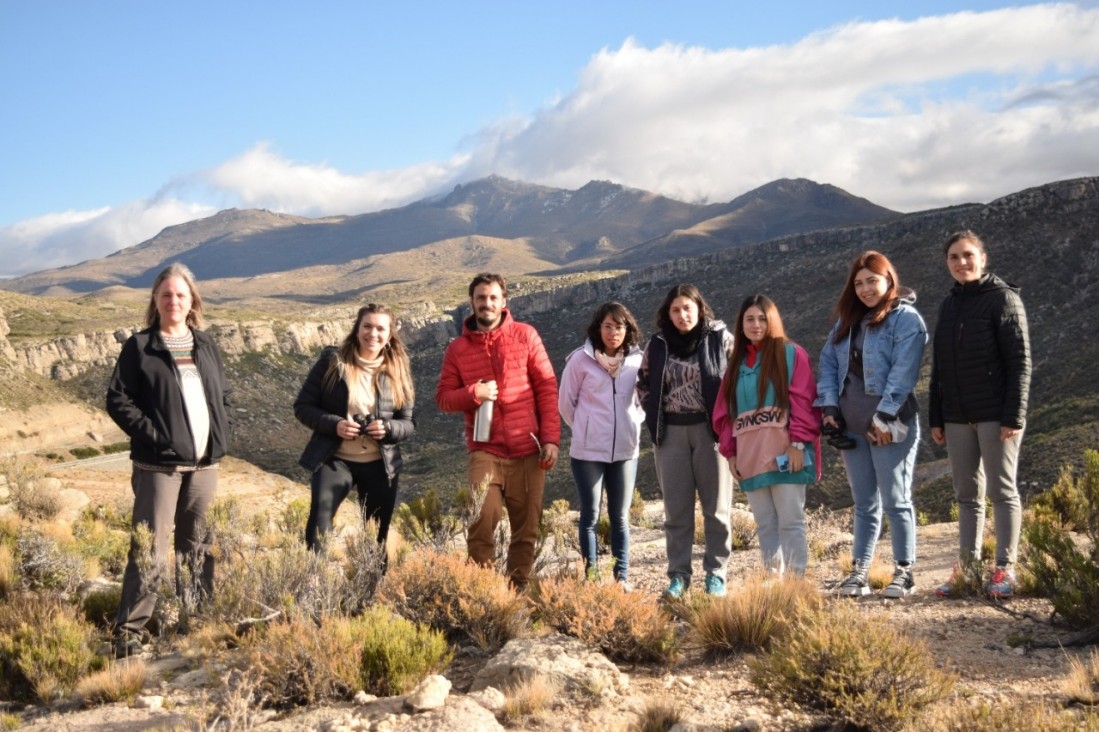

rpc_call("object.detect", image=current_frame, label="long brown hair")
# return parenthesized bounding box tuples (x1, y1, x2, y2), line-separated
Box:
(324, 304, 414, 408)
(654, 283, 714, 330)
(721, 294, 790, 416)
(145, 263, 204, 329)
(831, 251, 901, 344)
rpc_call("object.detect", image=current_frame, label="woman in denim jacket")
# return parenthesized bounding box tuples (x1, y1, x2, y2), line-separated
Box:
(817, 251, 927, 598)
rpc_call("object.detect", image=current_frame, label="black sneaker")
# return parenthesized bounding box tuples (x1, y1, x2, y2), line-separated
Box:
(838, 561, 870, 597)
(882, 564, 915, 598)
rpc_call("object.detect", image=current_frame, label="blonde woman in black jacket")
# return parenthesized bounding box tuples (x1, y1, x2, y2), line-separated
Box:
(106, 263, 231, 657)
(294, 303, 415, 553)
(929, 230, 1031, 599)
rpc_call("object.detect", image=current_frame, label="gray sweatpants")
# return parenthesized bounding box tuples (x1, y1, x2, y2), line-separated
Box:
(116, 466, 218, 635)
(654, 423, 733, 582)
(944, 421, 1023, 568)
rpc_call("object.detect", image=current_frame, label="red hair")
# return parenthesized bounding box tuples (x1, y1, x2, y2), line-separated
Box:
(831, 251, 901, 344)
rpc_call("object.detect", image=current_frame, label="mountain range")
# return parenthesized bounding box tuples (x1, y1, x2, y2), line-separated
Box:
(2, 176, 895, 304)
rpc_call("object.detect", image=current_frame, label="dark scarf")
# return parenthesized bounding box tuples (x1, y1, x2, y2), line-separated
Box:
(662, 321, 704, 359)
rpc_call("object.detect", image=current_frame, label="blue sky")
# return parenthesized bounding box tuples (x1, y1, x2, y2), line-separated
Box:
(2, 1, 1099, 278)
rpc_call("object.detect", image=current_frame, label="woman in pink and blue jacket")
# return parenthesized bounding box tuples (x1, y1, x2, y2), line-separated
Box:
(713, 294, 821, 577)
(559, 302, 645, 588)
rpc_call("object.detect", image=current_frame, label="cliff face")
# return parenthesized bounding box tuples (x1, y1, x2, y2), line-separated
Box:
(1, 310, 458, 381)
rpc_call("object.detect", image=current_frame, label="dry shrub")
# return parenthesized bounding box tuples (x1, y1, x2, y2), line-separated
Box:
(502, 673, 559, 724)
(394, 488, 467, 551)
(0, 543, 13, 599)
(728, 509, 756, 551)
(379, 549, 528, 652)
(531, 575, 678, 664)
(71, 510, 130, 577)
(750, 602, 955, 730)
(0, 712, 18, 730)
(76, 658, 147, 706)
(690, 574, 821, 657)
(1064, 648, 1099, 707)
(206, 541, 345, 626)
(534, 498, 578, 577)
(920, 697, 1099, 731)
(14, 530, 84, 594)
(243, 608, 451, 707)
(0, 594, 101, 703)
(805, 505, 852, 562)
(339, 522, 388, 613)
(2, 457, 62, 522)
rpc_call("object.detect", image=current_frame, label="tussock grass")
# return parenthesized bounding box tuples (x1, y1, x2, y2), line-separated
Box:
(920, 698, 1099, 731)
(0, 543, 13, 599)
(1064, 648, 1099, 707)
(76, 658, 147, 706)
(502, 673, 558, 724)
(531, 574, 678, 664)
(379, 549, 529, 652)
(689, 574, 821, 657)
(631, 694, 684, 732)
(750, 602, 955, 730)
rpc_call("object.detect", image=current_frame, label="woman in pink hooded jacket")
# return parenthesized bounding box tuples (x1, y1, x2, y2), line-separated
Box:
(559, 302, 645, 589)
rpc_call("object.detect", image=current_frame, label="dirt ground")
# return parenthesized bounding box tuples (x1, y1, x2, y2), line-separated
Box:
(3, 404, 1094, 730)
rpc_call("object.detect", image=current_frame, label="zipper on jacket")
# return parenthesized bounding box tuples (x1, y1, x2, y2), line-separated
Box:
(610, 370, 619, 462)
(158, 334, 201, 467)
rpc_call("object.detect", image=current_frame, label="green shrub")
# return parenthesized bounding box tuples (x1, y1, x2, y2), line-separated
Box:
(0, 595, 101, 703)
(354, 605, 453, 696)
(69, 446, 100, 460)
(689, 575, 820, 657)
(749, 602, 955, 730)
(379, 549, 529, 652)
(71, 513, 130, 576)
(393, 488, 466, 551)
(531, 575, 678, 664)
(1023, 450, 1099, 631)
(276, 498, 310, 540)
(102, 441, 130, 455)
(243, 609, 451, 707)
(82, 586, 122, 628)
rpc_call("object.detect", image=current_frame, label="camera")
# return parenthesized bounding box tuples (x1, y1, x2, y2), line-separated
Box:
(822, 415, 857, 450)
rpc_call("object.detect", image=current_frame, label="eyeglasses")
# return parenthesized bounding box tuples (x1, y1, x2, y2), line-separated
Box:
(601, 323, 627, 332)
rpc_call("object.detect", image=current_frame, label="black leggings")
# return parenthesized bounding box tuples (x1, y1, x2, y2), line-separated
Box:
(305, 458, 397, 551)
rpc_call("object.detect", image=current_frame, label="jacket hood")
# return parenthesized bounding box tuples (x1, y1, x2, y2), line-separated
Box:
(953, 272, 1019, 297)
(895, 287, 918, 307)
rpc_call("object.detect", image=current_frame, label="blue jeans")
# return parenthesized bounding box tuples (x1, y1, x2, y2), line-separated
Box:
(841, 419, 919, 566)
(571, 457, 637, 581)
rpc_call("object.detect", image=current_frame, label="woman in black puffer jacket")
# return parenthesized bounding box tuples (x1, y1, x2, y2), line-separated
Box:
(929, 230, 1031, 600)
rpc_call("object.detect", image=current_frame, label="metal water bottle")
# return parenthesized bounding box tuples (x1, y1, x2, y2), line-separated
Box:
(473, 399, 494, 442)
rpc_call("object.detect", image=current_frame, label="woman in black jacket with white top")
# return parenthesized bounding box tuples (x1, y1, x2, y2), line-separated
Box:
(106, 263, 231, 657)
(929, 230, 1030, 599)
(294, 303, 415, 553)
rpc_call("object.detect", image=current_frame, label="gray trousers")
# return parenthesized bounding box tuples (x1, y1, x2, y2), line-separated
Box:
(944, 421, 1023, 568)
(654, 423, 733, 581)
(116, 466, 218, 635)
(745, 483, 807, 576)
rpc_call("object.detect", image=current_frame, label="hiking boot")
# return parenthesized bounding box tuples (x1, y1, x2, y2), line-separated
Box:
(882, 564, 915, 598)
(113, 632, 145, 659)
(935, 564, 962, 598)
(986, 566, 1016, 599)
(838, 561, 870, 597)
(704, 574, 727, 597)
(663, 576, 688, 600)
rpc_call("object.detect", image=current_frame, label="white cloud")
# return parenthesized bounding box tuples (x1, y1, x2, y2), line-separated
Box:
(462, 4, 1099, 211)
(195, 142, 470, 217)
(6, 3, 1099, 278)
(0, 199, 215, 278)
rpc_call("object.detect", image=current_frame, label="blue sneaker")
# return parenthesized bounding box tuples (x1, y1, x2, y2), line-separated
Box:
(704, 574, 726, 597)
(663, 576, 688, 600)
(987, 566, 1016, 599)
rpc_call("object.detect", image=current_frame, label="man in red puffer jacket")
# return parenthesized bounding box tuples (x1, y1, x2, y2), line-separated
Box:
(436, 273, 560, 590)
